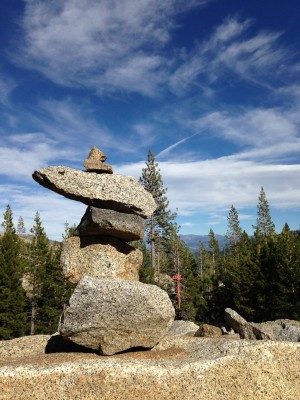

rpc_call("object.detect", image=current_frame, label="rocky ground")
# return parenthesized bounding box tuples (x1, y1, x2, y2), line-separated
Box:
(0, 332, 300, 400)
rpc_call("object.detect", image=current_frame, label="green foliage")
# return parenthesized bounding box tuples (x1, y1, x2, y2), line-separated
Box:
(26, 212, 75, 335)
(0, 206, 28, 339)
(253, 186, 275, 244)
(226, 205, 242, 248)
(139, 150, 176, 270)
(135, 240, 155, 284)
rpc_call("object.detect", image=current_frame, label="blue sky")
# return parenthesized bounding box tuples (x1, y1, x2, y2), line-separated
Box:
(0, 0, 300, 240)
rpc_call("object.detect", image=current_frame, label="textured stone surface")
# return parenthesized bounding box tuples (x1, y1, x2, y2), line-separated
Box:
(61, 236, 142, 283)
(153, 272, 175, 293)
(225, 309, 300, 341)
(166, 320, 199, 337)
(83, 146, 113, 173)
(1, 337, 300, 400)
(59, 276, 175, 355)
(0, 335, 51, 360)
(250, 319, 300, 341)
(32, 166, 156, 218)
(194, 323, 222, 338)
(84, 159, 113, 173)
(224, 308, 256, 339)
(73, 206, 146, 241)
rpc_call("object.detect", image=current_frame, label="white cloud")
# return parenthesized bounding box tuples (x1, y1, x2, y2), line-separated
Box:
(15, 0, 208, 96)
(0, 185, 85, 240)
(116, 158, 300, 217)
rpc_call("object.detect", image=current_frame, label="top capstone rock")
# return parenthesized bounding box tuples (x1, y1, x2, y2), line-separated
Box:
(84, 146, 113, 174)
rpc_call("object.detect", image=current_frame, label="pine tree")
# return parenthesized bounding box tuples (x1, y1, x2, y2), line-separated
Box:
(136, 239, 154, 284)
(257, 224, 300, 321)
(253, 187, 275, 243)
(0, 205, 27, 339)
(26, 212, 50, 335)
(226, 205, 242, 247)
(25, 213, 74, 334)
(139, 150, 176, 270)
(208, 229, 220, 276)
(17, 216, 26, 234)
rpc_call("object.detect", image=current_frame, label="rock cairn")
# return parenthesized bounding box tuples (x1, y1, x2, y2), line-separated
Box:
(32, 147, 175, 355)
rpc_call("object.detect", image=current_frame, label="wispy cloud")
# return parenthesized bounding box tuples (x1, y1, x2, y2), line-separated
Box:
(0, 73, 16, 105)
(169, 17, 289, 95)
(14, 0, 209, 96)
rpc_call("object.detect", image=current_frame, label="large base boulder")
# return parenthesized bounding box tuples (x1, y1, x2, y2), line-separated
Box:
(59, 276, 175, 355)
(61, 236, 142, 283)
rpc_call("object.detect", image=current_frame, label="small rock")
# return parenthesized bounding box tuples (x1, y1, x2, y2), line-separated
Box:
(59, 276, 175, 355)
(61, 236, 142, 283)
(166, 320, 199, 337)
(194, 324, 222, 338)
(224, 308, 256, 339)
(84, 147, 113, 173)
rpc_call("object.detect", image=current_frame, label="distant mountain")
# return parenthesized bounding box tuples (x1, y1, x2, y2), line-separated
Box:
(180, 234, 227, 253)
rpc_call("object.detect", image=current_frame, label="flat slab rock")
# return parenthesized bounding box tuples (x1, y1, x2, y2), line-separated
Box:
(59, 276, 175, 355)
(1, 337, 300, 400)
(61, 236, 142, 283)
(32, 166, 156, 218)
(73, 206, 146, 241)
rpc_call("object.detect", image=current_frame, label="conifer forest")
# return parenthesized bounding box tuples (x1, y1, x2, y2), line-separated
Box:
(1, 151, 300, 340)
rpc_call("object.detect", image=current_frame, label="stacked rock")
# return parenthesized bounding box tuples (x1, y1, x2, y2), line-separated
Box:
(32, 147, 175, 355)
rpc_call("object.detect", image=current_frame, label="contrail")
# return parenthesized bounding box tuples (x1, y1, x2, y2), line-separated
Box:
(156, 131, 202, 159)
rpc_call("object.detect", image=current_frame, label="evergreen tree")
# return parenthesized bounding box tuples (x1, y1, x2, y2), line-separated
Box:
(0, 205, 27, 339)
(135, 239, 154, 284)
(17, 216, 26, 234)
(257, 224, 300, 321)
(208, 229, 220, 276)
(253, 187, 275, 244)
(226, 205, 242, 247)
(139, 150, 176, 270)
(26, 212, 74, 334)
(26, 212, 50, 334)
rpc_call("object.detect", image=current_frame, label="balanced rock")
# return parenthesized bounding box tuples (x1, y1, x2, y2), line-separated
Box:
(59, 276, 175, 355)
(61, 236, 142, 283)
(73, 206, 146, 241)
(84, 146, 113, 174)
(32, 166, 156, 218)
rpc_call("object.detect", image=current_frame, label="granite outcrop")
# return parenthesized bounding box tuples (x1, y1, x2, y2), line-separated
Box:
(1, 335, 299, 400)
